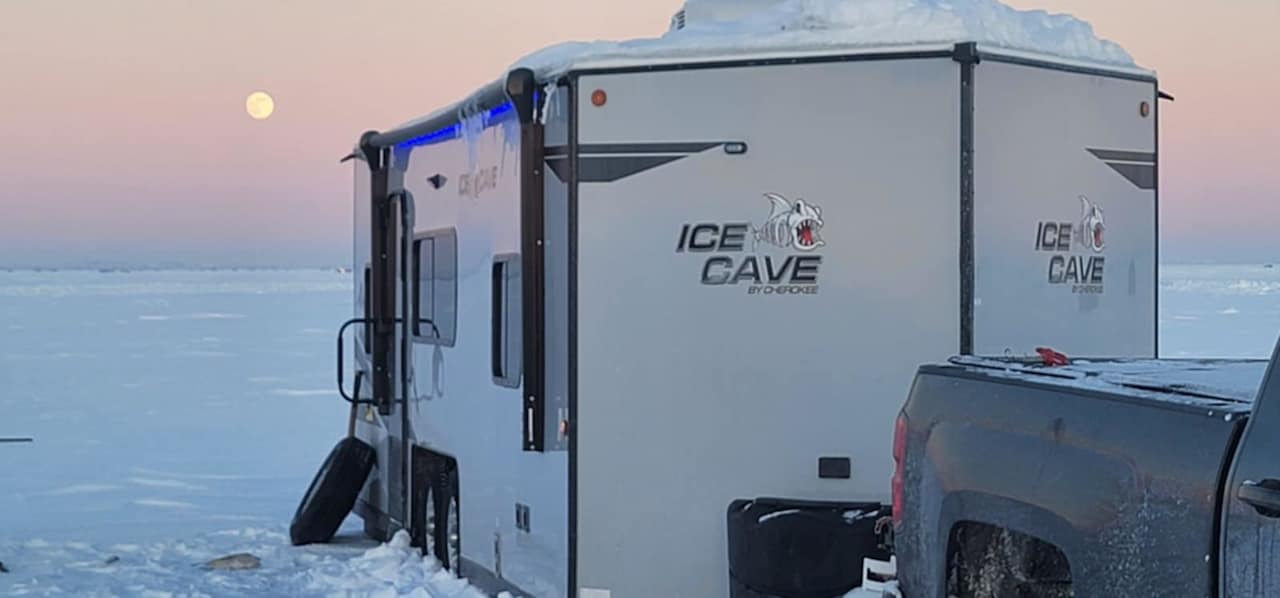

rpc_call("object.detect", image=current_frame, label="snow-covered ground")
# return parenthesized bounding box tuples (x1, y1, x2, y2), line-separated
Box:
(0, 270, 477, 596)
(1159, 264, 1280, 358)
(1, 265, 1278, 596)
(3, 527, 493, 598)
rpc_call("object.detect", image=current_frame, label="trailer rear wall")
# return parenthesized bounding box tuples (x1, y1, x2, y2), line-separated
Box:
(575, 56, 962, 598)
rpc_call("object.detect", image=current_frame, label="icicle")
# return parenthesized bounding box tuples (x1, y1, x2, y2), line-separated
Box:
(538, 83, 559, 125)
(457, 97, 487, 173)
(501, 112, 521, 154)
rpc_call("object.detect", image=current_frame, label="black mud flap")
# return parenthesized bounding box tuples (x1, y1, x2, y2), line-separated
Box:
(727, 498, 888, 598)
(290, 437, 377, 546)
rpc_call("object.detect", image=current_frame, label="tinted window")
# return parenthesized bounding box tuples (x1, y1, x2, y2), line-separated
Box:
(491, 254, 522, 388)
(413, 238, 434, 337)
(413, 229, 457, 346)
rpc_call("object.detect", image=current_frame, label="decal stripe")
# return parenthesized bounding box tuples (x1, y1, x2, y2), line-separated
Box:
(1087, 148, 1156, 163)
(567, 140, 742, 183)
(546, 157, 570, 182)
(1088, 148, 1157, 190)
(579, 142, 723, 155)
(578, 155, 684, 183)
(1104, 163, 1157, 190)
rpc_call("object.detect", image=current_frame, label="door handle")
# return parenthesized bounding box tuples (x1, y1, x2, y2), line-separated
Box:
(1239, 480, 1280, 518)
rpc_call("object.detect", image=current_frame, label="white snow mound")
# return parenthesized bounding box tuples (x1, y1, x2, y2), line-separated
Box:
(0, 526, 505, 598)
(304, 530, 493, 598)
(513, 0, 1140, 76)
(391, 0, 1143, 136)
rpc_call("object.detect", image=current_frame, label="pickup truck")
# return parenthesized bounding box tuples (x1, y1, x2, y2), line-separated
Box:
(892, 342, 1280, 597)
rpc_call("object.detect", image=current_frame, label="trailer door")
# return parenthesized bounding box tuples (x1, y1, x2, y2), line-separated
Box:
(1222, 343, 1280, 596)
(347, 147, 412, 537)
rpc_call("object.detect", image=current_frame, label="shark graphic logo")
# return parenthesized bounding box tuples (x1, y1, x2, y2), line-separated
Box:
(1078, 196, 1105, 253)
(755, 193, 825, 252)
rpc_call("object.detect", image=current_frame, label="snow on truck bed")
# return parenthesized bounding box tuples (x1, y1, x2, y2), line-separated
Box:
(946, 356, 1270, 412)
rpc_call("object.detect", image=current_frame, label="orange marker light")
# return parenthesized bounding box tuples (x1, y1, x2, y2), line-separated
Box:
(1139, 101, 1151, 118)
(591, 89, 607, 107)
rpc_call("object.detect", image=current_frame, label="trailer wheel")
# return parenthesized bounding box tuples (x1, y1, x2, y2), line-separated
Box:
(289, 437, 376, 546)
(445, 477, 460, 573)
(427, 467, 461, 572)
(419, 484, 440, 555)
(421, 484, 439, 560)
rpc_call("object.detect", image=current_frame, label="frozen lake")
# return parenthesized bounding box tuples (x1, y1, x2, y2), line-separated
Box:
(0, 265, 1277, 595)
(1158, 265, 1280, 358)
(0, 270, 354, 544)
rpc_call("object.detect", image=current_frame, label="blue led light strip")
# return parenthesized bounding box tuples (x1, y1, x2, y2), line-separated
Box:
(395, 101, 517, 149)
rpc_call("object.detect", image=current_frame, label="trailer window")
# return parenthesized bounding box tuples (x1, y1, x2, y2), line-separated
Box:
(413, 229, 457, 346)
(491, 254, 522, 388)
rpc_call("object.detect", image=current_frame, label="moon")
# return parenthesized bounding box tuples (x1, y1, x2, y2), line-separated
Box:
(245, 91, 275, 120)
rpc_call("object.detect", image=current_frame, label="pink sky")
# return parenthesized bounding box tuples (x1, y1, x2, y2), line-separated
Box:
(0, 0, 1275, 266)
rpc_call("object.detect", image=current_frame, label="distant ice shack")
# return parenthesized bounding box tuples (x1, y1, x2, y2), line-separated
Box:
(323, 0, 1166, 596)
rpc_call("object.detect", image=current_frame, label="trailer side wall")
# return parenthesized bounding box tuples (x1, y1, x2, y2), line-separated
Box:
(971, 61, 1157, 358)
(392, 105, 571, 596)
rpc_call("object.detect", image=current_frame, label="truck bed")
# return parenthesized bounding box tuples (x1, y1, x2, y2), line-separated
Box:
(897, 355, 1271, 596)
(941, 356, 1269, 414)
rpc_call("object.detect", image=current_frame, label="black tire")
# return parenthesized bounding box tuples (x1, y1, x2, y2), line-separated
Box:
(414, 481, 434, 555)
(290, 437, 376, 546)
(428, 467, 460, 572)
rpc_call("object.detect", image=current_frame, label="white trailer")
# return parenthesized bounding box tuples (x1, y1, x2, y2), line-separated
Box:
(299, 5, 1164, 596)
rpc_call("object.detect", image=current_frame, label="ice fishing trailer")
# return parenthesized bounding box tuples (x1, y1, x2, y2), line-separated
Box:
(325, 41, 1162, 597)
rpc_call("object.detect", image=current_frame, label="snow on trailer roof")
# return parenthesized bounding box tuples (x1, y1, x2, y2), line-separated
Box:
(946, 356, 1270, 412)
(379, 0, 1151, 145)
(512, 0, 1148, 78)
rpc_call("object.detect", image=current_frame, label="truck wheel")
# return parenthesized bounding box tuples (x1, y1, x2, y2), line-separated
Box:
(429, 467, 461, 573)
(290, 437, 376, 546)
(948, 525, 1017, 597)
(947, 525, 1072, 598)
